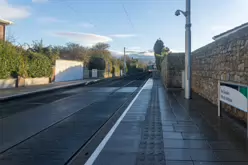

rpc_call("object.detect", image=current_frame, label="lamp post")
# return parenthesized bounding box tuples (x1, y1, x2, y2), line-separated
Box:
(124, 47, 126, 76)
(175, 0, 192, 99)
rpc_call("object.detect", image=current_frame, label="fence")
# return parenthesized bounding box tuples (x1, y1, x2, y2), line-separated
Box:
(83, 69, 121, 79)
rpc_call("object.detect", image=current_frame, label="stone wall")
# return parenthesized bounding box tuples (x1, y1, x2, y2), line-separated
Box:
(0, 79, 16, 89)
(161, 53, 185, 88)
(24, 77, 50, 86)
(192, 26, 248, 122)
(0, 77, 50, 89)
(160, 26, 248, 122)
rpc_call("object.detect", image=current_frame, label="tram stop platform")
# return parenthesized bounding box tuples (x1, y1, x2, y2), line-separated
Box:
(87, 78, 248, 165)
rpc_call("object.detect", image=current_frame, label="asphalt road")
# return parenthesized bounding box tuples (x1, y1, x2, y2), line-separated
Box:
(0, 73, 150, 165)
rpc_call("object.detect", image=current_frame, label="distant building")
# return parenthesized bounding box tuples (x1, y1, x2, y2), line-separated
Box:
(212, 22, 248, 41)
(0, 19, 13, 41)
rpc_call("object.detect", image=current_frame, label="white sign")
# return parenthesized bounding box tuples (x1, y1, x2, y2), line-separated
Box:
(92, 69, 98, 78)
(220, 85, 247, 112)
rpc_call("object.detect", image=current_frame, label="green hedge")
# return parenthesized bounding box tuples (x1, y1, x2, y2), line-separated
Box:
(27, 52, 52, 78)
(0, 42, 24, 79)
(0, 42, 52, 79)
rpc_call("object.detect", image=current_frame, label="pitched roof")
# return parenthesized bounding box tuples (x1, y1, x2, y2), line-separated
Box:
(0, 19, 13, 25)
(212, 22, 248, 41)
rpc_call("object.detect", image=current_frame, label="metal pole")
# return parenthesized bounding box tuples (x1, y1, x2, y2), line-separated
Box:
(124, 47, 126, 76)
(218, 80, 221, 117)
(108, 63, 110, 77)
(185, 0, 192, 99)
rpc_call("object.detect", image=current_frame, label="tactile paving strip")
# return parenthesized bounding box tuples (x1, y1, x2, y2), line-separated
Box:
(136, 83, 166, 165)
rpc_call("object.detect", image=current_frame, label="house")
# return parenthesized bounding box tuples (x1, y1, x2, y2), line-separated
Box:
(0, 19, 13, 41)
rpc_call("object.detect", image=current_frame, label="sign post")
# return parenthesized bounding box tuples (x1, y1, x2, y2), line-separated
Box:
(108, 64, 110, 77)
(218, 80, 221, 117)
(218, 81, 248, 137)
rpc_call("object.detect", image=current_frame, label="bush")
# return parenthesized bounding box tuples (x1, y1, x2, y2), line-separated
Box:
(0, 41, 52, 79)
(0, 41, 145, 80)
(0, 41, 26, 79)
(88, 56, 106, 70)
(27, 52, 52, 78)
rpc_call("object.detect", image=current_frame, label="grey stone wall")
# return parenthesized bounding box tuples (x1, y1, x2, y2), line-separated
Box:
(160, 26, 248, 122)
(161, 53, 185, 88)
(192, 26, 248, 122)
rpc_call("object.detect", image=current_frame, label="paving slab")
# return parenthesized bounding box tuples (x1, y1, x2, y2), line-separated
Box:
(91, 78, 248, 165)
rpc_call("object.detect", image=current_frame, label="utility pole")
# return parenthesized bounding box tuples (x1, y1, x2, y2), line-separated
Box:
(185, 0, 192, 99)
(124, 47, 126, 76)
(175, 0, 192, 99)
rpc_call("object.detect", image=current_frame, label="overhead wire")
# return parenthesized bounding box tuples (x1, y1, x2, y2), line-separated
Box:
(64, 2, 94, 27)
(48, 0, 179, 2)
(121, 4, 135, 31)
(49, 0, 156, 53)
(121, 3, 148, 54)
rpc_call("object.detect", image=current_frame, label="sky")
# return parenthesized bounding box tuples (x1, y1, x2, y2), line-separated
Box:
(1, 0, 248, 56)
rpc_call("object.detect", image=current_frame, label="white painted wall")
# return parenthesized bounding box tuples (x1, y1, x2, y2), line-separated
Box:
(55, 59, 84, 82)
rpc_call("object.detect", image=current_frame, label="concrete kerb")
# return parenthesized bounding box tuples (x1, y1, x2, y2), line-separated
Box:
(0, 74, 141, 102)
(0, 78, 110, 102)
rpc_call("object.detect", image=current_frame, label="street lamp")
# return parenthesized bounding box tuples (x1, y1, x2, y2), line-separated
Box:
(124, 47, 126, 76)
(175, 0, 192, 99)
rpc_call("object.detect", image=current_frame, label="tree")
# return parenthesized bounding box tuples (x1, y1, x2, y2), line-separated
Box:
(26, 40, 60, 66)
(92, 43, 110, 51)
(56, 42, 112, 69)
(57, 43, 90, 67)
(153, 38, 170, 70)
(162, 47, 170, 56)
(60, 43, 89, 61)
(153, 38, 164, 55)
(28, 39, 44, 53)
(88, 43, 113, 71)
(88, 56, 106, 70)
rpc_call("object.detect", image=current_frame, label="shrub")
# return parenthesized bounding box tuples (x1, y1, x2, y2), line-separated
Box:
(88, 56, 106, 70)
(27, 52, 52, 78)
(0, 41, 26, 79)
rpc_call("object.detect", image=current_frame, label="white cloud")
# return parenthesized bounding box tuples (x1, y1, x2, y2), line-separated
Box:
(127, 46, 141, 51)
(79, 23, 94, 28)
(110, 49, 123, 57)
(32, 0, 48, 3)
(110, 48, 154, 57)
(38, 17, 66, 23)
(0, 0, 30, 20)
(142, 50, 154, 56)
(53, 31, 112, 46)
(110, 34, 136, 38)
(125, 49, 154, 56)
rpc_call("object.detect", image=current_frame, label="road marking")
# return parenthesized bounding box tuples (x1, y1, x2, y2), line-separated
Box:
(84, 78, 151, 165)
(143, 78, 153, 89)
